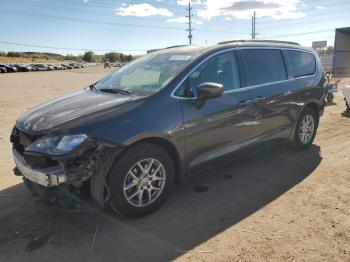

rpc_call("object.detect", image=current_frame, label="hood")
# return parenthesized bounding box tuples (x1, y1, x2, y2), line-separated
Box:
(16, 88, 141, 134)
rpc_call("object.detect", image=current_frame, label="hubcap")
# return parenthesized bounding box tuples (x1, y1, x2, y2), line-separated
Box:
(299, 114, 315, 144)
(123, 158, 166, 207)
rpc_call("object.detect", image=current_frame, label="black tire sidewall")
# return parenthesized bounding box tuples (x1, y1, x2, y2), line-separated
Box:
(107, 143, 174, 217)
(293, 108, 319, 150)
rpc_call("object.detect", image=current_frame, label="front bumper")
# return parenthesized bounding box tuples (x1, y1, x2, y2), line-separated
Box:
(13, 149, 67, 187)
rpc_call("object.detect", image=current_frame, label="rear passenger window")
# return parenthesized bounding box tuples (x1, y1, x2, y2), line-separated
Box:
(286, 50, 316, 77)
(240, 49, 287, 86)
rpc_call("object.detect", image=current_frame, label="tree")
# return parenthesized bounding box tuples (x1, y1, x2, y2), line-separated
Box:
(104, 52, 120, 63)
(127, 54, 132, 62)
(83, 51, 95, 62)
(120, 53, 124, 62)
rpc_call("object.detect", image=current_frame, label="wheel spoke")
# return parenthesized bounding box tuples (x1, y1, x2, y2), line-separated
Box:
(137, 162, 145, 175)
(152, 176, 165, 181)
(137, 190, 144, 206)
(151, 185, 162, 191)
(128, 171, 140, 182)
(127, 189, 140, 201)
(124, 181, 137, 191)
(151, 165, 161, 177)
(146, 159, 155, 173)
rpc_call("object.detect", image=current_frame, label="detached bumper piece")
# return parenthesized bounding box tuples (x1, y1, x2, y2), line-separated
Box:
(13, 149, 67, 187)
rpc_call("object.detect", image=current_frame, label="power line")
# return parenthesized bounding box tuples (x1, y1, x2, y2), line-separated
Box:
(1, 9, 247, 35)
(186, 2, 193, 45)
(0, 41, 146, 52)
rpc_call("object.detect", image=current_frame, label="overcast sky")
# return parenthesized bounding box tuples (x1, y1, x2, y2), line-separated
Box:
(0, 0, 350, 55)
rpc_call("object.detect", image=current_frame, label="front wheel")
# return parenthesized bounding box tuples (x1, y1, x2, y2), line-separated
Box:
(292, 107, 319, 150)
(107, 143, 174, 217)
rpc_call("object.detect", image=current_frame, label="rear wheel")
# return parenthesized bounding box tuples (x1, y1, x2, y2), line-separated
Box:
(292, 107, 318, 150)
(107, 143, 174, 217)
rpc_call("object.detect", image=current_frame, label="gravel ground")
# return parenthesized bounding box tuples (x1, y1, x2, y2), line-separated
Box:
(0, 66, 349, 262)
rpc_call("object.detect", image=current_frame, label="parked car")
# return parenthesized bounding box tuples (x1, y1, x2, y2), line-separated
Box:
(46, 64, 54, 71)
(10, 40, 326, 217)
(52, 64, 63, 70)
(0, 64, 17, 72)
(0, 66, 7, 73)
(31, 64, 48, 71)
(11, 64, 31, 72)
(62, 64, 73, 70)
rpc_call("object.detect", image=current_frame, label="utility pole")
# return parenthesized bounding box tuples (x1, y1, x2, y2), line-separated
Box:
(186, 2, 193, 45)
(251, 11, 257, 39)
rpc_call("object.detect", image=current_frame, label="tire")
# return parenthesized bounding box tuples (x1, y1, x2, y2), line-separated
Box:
(107, 143, 175, 217)
(292, 107, 319, 150)
(327, 93, 334, 103)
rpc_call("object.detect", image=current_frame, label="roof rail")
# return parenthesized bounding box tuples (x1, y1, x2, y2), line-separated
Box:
(218, 39, 300, 46)
(147, 45, 188, 53)
(165, 45, 188, 49)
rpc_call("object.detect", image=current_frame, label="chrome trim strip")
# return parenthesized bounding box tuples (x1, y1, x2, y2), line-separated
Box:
(170, 46, 318, 100)
(13, 149, 67, 187)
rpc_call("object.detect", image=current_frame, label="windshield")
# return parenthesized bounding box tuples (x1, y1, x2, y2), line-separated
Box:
(95, 51, 199, 95)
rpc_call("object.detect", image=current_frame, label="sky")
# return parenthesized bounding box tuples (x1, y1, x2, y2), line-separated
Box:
(0, 0, 350, 55)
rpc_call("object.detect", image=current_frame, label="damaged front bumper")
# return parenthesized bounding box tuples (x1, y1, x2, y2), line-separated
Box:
(11, 127, 125, 207)
(13, 149, 67, 187)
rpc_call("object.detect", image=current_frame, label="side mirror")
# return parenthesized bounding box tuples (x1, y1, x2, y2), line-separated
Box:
(195, 82, 223, 108)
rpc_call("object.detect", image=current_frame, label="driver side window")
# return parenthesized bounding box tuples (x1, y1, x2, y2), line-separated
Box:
(176, 51, 240, 98)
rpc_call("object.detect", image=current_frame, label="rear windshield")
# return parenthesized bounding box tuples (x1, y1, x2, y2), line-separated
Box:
(285, 50, 316, 77)
(95, 51, 202, 95)
(240, 49, 287, 86)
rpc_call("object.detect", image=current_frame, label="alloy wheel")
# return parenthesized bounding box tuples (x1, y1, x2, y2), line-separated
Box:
(123, 158, 166, 207)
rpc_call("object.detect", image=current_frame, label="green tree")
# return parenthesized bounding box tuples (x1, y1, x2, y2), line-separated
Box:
(7, 52, 22, 57)
(83, 51, 95, 62)
(104, 52, 120, 63)
(127, 54, 133, 62)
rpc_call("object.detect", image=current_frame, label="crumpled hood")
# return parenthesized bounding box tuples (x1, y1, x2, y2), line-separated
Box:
(16, 89, 139, 134)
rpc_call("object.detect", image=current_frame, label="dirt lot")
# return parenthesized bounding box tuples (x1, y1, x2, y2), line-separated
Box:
(0, 66, 349, 262)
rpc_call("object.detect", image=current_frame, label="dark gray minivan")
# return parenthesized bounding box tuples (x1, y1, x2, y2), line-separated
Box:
(11, 40, 326, 217)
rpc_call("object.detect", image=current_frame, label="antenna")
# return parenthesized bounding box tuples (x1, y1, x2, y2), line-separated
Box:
(186, 2, 193, 45)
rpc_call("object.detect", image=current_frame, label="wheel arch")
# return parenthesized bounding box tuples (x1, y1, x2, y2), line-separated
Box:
(289, 101, 320, 141)
(122, 136, 182, 183)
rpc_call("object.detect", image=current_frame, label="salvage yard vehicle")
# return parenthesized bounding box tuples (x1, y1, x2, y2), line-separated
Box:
(11, 40, 326, 217)
(31, 64, 48, 71)
(343, 84, 350, 110)
(11, 64, 31, 72)
(325, 72, 340, 103)
(0, 66, 7, 73)
(0, 64, 17, 72)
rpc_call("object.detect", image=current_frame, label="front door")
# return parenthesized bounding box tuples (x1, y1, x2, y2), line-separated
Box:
(176, 51, 256, 170)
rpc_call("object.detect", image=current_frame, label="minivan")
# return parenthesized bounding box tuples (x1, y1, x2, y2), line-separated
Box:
(11, 40, 326, 217)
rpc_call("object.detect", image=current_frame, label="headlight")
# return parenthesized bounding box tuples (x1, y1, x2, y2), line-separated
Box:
(26, 134, 88, 155)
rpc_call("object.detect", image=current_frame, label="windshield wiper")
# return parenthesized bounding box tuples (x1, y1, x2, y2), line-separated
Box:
(99, 88, 131, 95)
(89, 83, 98, 91)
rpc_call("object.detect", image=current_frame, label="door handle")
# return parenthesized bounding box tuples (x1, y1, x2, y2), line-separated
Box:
(238, 100, 252, 107)
(254, 96, 267, 103)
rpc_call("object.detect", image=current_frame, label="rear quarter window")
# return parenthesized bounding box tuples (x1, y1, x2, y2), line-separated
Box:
(285, 50, 316, 77)
(240, 49, 287, 86)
